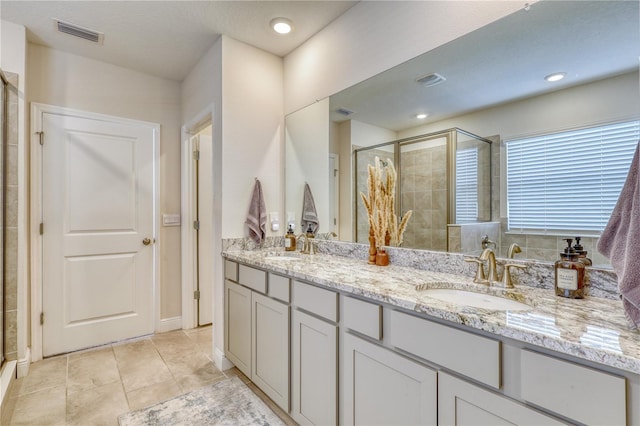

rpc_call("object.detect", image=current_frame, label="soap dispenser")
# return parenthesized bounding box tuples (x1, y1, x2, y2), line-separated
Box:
(554, 239, 585, 299)
(305, 224, 315, 239)
(284, 224, 296, 252)
(572, 237, 592, 266)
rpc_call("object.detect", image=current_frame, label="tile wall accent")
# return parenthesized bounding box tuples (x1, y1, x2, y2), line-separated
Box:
(4, 73, 19, 362)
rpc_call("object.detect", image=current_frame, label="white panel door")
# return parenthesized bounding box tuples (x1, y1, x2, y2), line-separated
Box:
(42, 112, 155, 356)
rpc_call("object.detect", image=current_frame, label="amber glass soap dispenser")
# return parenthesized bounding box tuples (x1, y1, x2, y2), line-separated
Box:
(285, 224, 296, 252)
(554, 239, 585, 299)
(572, 237, 592, 266)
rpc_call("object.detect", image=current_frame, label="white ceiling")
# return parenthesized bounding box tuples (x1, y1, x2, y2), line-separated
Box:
(330, 0, 640, 131)
(0, 0, 357, 81)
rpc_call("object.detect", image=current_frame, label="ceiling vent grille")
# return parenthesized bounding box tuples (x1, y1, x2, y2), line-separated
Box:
(336, 107, 355, 116)
(415, 73, 446, 87)
(54, 19, 104, 44)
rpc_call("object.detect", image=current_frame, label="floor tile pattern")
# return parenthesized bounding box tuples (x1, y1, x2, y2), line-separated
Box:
(2, 327, 295, 425)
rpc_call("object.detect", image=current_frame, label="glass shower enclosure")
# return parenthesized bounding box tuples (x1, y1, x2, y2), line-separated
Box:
(354, 128, 492, 252)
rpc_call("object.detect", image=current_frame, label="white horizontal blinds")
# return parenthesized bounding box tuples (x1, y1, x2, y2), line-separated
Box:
(456, 147, 478, 223)
(506, 120, 639, 233)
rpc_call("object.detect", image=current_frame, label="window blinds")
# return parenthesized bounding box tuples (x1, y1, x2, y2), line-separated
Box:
(506, 120, 639, 233)
(456, 147, 479, 223)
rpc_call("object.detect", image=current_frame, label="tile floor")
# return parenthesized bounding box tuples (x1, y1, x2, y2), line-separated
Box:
(2, 326, 295, 425)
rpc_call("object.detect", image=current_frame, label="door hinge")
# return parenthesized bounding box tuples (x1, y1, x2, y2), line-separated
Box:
(193, 150, 200, 161)
(39, 223, 44, 235)
(37, 131, 44, 145)
(194, 290, 201, 300)
(40, 312, 44, 325)
(193, 220, 200, 230)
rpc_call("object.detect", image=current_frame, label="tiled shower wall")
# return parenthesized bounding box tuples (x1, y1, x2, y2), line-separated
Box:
(4, 73, 19, 361)
(356, 143, 449, 251)
(400, 144, 448, 251)
(355, 146, 393, 243)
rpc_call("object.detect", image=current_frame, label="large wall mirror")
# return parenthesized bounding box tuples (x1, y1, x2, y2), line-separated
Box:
(285, 1, 640, 267)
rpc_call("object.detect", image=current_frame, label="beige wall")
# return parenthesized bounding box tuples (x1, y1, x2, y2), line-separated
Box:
(27, 44, 183, 320)
(284, 1, 522, 114)
(285, 98, 329, 233)
(181, 35, 283, 368)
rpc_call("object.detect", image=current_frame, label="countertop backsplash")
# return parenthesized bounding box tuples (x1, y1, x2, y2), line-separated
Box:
(222, 237, 620, 300)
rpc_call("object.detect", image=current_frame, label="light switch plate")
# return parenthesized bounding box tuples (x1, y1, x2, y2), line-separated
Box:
(269, 212, 280, 231)
(163, 213, 181, 226)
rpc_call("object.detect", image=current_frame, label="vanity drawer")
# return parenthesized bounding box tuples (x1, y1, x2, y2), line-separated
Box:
(521, 350, 626, 425)
(268, 273, 290, 303)
(387, 310, 500, 388)
(238, 264, 267, 294)
(293, 280, 338, 322)
(224, 260, 238, 281)
(343, 296, 382, 340)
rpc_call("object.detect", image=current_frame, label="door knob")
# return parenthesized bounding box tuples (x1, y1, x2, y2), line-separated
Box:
(142, 238, 151, 246)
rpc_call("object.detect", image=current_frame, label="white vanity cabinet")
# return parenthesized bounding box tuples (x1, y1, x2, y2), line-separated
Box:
(223, 261, 290, 411)
(342, 333, 437, 426)
(291, 280, 339, 426)
(251, 291, 290, 411)
(224, 279, 251, 376)
(438, 372, 565, 426)
(223, 255, 637, 426)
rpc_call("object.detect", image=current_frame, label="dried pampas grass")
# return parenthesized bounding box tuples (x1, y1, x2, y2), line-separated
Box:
(360, 157, 412, 249)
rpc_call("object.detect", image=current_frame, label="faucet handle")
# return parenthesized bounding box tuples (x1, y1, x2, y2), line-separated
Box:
(501, 263, 526, 288)
(464, 257, 488, 285)
(481, 235, 497, 250)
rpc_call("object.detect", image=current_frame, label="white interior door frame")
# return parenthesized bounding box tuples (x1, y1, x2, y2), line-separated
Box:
(180, 106, 213, 330)
(30, 103, 161, 362)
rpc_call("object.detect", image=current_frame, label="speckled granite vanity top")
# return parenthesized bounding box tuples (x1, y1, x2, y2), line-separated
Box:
(222, 247, 640, 375)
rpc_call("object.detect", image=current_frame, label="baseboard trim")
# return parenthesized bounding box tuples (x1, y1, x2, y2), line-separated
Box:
(156, 316, 182, 333)
(17, 348, 31, 378)
(214, 347, 234, 371)
(1, 360, 17, 408)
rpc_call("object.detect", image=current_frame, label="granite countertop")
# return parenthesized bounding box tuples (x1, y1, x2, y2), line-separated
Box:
(222, 248, 640, 375)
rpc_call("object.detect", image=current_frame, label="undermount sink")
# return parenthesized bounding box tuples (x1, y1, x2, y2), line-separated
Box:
(264, 255, 300, 261)
(419, 288, 531, 311)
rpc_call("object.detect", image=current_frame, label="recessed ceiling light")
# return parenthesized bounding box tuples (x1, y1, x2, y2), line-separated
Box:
(416, 113, 428, 119)
(545, 72, 566, 82)
(271, 18, 294, 35)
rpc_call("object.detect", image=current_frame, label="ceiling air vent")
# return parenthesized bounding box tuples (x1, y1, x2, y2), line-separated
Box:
(54, 19, 104, 44)
(415, 73, 446, 87)
(336, 107, 355, 116)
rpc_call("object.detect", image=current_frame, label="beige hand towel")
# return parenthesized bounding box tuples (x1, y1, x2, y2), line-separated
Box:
(245, 179, 267, 245)
(301, 183, 319, 234)
(597, 141, 640, 328)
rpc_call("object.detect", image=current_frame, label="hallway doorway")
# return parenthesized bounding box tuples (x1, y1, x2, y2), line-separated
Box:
(182, 122, 214, 328)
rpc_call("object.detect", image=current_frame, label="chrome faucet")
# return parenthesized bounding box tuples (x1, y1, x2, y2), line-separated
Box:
(479, 248, 499, 284)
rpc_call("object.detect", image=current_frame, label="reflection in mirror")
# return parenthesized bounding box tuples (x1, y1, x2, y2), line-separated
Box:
(285, 98, 331, 234)
(284, 1, 639, 266)
(355, 128, 493, 253)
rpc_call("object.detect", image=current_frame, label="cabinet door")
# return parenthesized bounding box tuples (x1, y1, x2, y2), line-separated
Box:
(252, 292, 290, 411)
(292, 309, 337, 425)
(224, 280, 252, 377)
(439, 372, 566, 426)
(342, 333, 437, 426)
